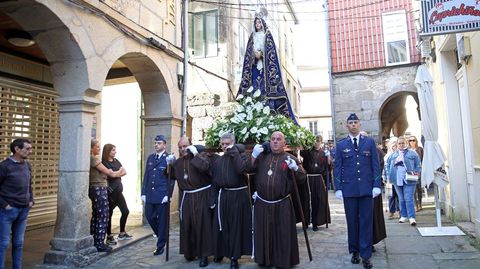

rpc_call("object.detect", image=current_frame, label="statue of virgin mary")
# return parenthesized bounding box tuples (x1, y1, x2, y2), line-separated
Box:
(238, 15, 298, 124)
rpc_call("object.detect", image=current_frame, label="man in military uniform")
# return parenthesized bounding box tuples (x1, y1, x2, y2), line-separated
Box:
(141, 135, 175, 256)
(334, 114, 381, 269)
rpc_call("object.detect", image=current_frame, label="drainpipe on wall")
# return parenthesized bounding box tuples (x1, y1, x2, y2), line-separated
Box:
(324, 1, 336, 142)
(181, 0, 189, 136)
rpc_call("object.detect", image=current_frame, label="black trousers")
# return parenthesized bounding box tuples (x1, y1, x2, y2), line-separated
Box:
(107, 185, 130, 235)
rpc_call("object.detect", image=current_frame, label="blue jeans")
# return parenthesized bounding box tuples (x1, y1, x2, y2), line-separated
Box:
(394, 182, 416, 219)
(388, 187, 399, 213)
(0, 207, 30, 269)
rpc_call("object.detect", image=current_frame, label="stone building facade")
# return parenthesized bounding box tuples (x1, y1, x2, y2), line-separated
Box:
(332, 66, 419, 140)
(0, 0, 183, 266)
(327, 0, 422, 141)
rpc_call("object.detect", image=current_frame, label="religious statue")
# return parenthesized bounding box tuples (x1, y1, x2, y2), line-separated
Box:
(238, 12, 297, 124)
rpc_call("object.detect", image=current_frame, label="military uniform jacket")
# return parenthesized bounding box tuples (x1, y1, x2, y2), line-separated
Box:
(142, 151, 174, 204)
(334, 135, 381, 198)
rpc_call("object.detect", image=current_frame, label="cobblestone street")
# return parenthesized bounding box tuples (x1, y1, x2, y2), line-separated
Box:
(82, 194, 480, 269)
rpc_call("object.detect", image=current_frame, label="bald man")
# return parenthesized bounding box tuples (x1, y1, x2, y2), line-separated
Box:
(169, 137, 213, 267)
(250, 131, 306, 269)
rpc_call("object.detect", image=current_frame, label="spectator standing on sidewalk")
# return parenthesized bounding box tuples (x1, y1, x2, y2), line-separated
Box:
(383, 138, 399, 219)
(334, 113, 381, 269)
(386, 136, 421, 226)
(141, 135, 175, 256)
(408, 136, 424, 212)
(102, 144, 131, 246)
(169, 137, 213, 267)
(89, 139, 125, 253)
(0, 139, 34, 269)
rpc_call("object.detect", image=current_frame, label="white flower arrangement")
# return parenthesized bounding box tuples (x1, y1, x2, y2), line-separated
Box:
(205, 90, 315, 148)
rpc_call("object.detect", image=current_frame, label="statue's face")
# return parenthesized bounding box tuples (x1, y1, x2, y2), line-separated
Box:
(255, 19, 263, 31)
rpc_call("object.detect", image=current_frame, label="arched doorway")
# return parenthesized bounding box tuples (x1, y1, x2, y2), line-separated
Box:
(378, 91, 420, 142)
(100, 52, 175, 229)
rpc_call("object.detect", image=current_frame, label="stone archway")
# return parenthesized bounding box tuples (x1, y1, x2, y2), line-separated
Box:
(378, 91, 420, 140)
(1, 1, 183, 267)
(0, 2, 100, 266)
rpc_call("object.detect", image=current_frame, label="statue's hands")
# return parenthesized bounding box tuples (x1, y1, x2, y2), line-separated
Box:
(255, 50, 262, 59)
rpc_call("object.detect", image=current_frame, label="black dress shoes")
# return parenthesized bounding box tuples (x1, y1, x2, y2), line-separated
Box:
(213, 256, 223, 263)
(153, 247, 164, 256)
(312, 226, 319, 231)
(351, 252, 360, 264)
(363, 258, 373, 269)
(230, 258, 239, 269)
(199, 256, 209, 267)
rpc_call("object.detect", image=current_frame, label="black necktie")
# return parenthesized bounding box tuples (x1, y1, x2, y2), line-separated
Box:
(353, 137, 358, 150)
(155, 154, 159, 160)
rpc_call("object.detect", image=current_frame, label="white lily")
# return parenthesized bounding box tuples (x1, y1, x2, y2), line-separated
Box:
(247, 86, 254, 93)
(236, 94, 244, 100)
(263, 106, 270, 115)
(259, 127, 269, 134)
(247, 111, 253, 120)
(250, 126, 258, 134)
(240, 127, 248, 134)
(253, 90, 261, 98)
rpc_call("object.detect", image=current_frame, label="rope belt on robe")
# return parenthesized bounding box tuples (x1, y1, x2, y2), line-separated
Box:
(251, 191, 291, 258)
(179, 184, 211, 221)
(217, 185, 249, 232)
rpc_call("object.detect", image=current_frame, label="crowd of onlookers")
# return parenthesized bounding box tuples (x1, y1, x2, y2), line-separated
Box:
(381, 135, 424, 226)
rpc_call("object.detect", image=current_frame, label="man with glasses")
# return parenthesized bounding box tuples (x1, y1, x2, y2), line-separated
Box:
(0, 139, 34, 269)
(334, 113, 381, 269)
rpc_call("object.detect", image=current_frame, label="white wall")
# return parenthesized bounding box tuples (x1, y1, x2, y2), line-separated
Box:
(101, 83, 143, 213)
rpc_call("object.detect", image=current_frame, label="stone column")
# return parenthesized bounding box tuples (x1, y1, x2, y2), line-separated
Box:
(44, 96, 100, 267)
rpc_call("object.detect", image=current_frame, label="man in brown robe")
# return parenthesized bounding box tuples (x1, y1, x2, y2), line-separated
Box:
(250, 131, 306, 269)
(169, 137, 213, 267)
(300, 135, 331, 231)
(210, 133, 252, 269)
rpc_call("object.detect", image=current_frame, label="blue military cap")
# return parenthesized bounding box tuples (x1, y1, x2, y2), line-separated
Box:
(347, 113, 359, 121)
(154, 135, 166, 143)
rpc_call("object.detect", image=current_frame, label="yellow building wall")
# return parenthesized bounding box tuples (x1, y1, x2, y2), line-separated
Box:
(464, 32, 480, 166)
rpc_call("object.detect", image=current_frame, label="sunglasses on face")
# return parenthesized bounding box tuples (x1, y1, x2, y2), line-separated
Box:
(409, 140, 416, 142)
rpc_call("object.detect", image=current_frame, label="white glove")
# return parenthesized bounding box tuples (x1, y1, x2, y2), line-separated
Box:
(161, 196, 168, 204)
(186, 145, 198, 156)
(285, 156, 299, 171)
(335, 190, 343, 200)
(141, 195, 146, 203)
(225, 144, 234, 150)
(252, 144, 264, 158)
(166, 153, 176, 164)
(372, 187, 381, 198)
